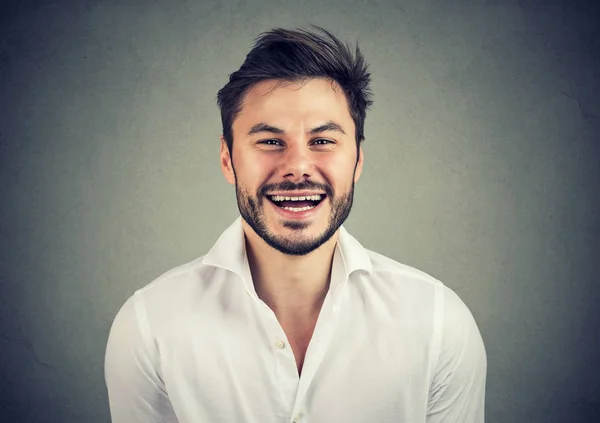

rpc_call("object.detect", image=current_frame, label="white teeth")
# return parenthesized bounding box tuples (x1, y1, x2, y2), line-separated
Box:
(281, 205, 316, 212)
(270, 194, 322, 202)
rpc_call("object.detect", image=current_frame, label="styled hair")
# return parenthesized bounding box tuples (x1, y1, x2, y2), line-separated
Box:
(216, 26, 373, 152)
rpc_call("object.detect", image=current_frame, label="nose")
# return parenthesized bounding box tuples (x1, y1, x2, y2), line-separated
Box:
(280, 141, 314, 182)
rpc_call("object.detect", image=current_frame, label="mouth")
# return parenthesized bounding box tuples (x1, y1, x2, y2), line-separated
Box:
(265, 193, 326, 218)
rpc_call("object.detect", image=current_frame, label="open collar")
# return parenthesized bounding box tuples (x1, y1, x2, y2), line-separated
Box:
(201, 217, 372, 296)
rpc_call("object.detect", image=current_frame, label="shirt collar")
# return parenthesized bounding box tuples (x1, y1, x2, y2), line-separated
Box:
(201, 217, 248, 278)
(201, 217, 372, 295)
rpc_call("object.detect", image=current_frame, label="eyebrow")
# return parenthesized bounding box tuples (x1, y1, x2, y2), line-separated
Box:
(309, 121, 346, 135)
(247, 121, 346, 136)
(247, 123, 285, 136)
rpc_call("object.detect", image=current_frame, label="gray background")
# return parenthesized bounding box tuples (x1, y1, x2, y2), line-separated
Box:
(1, 0, 598, 422)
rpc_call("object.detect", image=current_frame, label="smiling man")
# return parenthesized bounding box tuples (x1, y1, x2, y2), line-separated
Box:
(105, 27, 487, 423)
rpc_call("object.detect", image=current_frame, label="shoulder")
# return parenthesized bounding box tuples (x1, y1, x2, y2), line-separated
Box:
(364, 249, 472, 306)
(360, 250, 486, 378)
(367, 249, 440, 283)
(112, 255, 228, 337)
(363, 248, 444, 297)
(136, 255, 212, 300)
(359, 248, 480, 330)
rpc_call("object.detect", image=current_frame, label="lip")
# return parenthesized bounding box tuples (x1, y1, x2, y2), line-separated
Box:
(266, 195, 327, 220)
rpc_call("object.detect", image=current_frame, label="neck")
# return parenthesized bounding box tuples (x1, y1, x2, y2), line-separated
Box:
(242, 220, 339, 318)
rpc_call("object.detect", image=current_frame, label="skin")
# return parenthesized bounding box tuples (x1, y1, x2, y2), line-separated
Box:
(220, 77, 364, 335)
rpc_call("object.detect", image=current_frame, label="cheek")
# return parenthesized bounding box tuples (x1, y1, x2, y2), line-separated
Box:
(320, 156, 357, 185)
(243, 163, 282, 198)
(233, 155, 270, 184)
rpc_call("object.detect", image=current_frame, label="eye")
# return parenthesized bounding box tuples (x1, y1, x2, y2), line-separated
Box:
(312, 138, 334, 145)
(259, 139, 283, 146)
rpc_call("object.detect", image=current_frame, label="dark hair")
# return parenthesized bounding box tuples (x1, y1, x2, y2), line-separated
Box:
(216, 26, 373, 152)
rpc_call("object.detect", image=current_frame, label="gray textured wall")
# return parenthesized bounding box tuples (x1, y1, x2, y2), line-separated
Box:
(1, 0, 598, 422)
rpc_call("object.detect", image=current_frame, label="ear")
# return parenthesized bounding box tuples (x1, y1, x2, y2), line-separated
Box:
(220, 136, 236, 185)
(354, 144, 364, 183)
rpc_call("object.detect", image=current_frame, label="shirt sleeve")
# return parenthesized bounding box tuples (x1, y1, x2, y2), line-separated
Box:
(104, 294, 178, 423)
(426, 286, 487, 423)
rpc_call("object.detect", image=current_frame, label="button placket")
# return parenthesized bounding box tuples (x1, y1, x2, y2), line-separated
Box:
(290, 289, 346, 418)
(266, 317, 297, 412)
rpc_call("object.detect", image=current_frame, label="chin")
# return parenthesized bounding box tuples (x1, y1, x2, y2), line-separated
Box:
(265, 220, 337, 255)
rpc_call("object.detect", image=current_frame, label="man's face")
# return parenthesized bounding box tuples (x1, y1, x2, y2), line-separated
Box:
(220, 78, 364, 256)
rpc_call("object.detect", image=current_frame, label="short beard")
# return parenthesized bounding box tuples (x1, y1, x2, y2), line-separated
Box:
(235, 179, 355, 256)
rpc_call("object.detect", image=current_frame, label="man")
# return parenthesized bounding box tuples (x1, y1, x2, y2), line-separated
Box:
(105, 27, 487, 423)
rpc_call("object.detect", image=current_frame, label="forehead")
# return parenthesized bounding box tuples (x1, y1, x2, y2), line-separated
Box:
(234, 78, 353, 132)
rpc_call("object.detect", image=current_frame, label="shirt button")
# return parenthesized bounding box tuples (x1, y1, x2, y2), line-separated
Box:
(293, 413, 303, 422)
(275, 340, 285, 349)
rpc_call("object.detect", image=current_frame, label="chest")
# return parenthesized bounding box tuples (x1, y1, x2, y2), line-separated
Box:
(161, 311, 432, 423)
(280, 320, 318, 375)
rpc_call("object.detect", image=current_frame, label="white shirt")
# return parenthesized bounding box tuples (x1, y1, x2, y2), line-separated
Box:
(105, 217, 487, 423)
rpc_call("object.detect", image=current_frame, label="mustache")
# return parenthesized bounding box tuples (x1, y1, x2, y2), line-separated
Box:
(258, 180, 334, 198)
